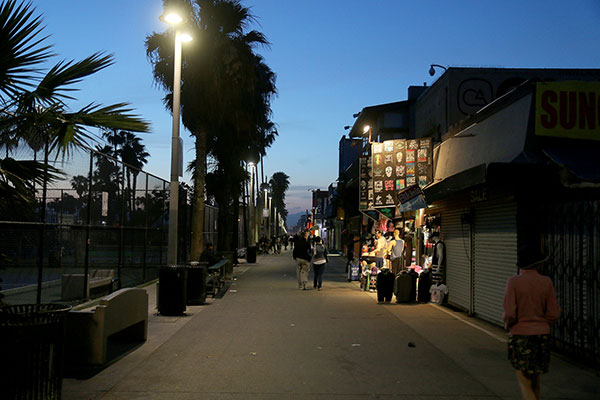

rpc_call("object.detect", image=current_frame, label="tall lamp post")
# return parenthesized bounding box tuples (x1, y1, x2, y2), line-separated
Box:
(247, 162, 256, 247)
(160, 9, 192, 266)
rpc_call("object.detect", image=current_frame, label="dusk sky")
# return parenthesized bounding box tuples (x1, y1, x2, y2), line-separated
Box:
(31, 0, 600, 216)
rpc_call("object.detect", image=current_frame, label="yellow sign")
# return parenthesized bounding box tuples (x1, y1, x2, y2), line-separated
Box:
(535, 81, 600, 141)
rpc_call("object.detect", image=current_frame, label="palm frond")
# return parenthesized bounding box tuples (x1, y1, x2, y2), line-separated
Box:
(0, 0, 53, 99)
(243, 30, 269, 48)
(66, 103, 150, 133)
(0, 157, 61, 204)
(34, 52, 114, 102)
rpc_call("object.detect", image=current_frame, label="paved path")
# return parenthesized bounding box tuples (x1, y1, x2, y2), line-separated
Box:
(63, 250, 599, 399)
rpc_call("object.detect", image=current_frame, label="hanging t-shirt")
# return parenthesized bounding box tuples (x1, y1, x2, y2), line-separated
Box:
(429, 283, 448, 304)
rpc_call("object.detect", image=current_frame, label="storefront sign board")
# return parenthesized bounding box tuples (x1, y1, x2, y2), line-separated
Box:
(535, 81, 600, 141)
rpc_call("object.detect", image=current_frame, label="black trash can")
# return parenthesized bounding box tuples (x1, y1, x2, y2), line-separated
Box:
(158, 266, 188, 316)
(0, 303, 72, 400)
(186, 263, 208, 305)
(246, 245, 257, 263)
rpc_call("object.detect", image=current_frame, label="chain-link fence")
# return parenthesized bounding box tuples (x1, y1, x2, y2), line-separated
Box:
(0, 145, 215, 306)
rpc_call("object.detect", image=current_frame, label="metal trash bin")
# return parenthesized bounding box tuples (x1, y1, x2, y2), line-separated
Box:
(158, 266, 188, 316)
(0, 303, 72, 400)
(246, 246, 257, 263)
(187, 262, 208, 305)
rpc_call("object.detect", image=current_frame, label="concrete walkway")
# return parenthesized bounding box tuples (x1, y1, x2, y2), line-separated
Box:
(63, 250, 599, 399)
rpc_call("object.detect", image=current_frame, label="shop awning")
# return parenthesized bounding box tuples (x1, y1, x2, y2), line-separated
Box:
(424, 164, 487, 203)
(423, 91, 536, 202)
(542, 145, 600, 183)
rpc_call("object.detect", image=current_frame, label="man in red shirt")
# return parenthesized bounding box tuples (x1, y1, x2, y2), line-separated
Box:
(503, 245, 561, 400)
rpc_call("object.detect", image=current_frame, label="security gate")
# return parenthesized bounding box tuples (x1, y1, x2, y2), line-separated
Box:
(544, 199, 600, 368)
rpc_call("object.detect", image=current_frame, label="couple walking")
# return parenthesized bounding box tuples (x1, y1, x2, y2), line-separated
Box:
(293, 230, 328, 290)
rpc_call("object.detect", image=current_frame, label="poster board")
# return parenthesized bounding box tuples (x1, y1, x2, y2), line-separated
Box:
(371, 138, 433, 208)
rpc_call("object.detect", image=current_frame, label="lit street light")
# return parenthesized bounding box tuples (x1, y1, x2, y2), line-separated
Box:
(160, 8, 192, 266)
(363, 124, 372, 143)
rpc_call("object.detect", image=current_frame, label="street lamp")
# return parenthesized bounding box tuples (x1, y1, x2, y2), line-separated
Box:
(429, 64, 447, 76)
(160, 8, 192, 266)
(268, 194, 272, 238)
(247, 162, 256, 246)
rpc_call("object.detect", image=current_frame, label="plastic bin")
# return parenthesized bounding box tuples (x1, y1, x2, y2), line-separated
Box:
(158, 266, 188, 316)
(187, 263, 208, 305)
(0, 303, 72, 400)
(246, 246, 257, 263)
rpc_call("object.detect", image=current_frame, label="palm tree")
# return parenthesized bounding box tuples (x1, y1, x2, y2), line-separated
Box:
(146, 0, 274, 258)
(120, 131, 149, 212)
(101, 129, 149, 212)
(0, 0, 149, 207)
(269, 171, 290, 225)
(204, 51, 278, 251)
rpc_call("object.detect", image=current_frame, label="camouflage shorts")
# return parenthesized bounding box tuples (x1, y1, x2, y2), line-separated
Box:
(508, 334, 550, 374)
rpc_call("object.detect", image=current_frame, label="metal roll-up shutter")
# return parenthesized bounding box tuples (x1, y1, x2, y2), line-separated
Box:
(472, 197, 518, 326)
(440, 203, 472, 312)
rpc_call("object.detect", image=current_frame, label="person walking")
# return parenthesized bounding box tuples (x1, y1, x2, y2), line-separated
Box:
(293, 230, 312, 290)
(311, 236, 328, 291)
(502, 244, 561, 400)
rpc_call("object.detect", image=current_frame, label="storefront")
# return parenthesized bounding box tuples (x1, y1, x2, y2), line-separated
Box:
(346, 78, 600, 366)
(422, 81, 600, 367)
(356, 136, 437, 300)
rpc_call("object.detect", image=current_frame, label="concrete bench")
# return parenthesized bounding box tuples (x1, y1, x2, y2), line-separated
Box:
(64, 288, 148, 366)
(206, 259, 229, 297)
(61, 269, 116, 301)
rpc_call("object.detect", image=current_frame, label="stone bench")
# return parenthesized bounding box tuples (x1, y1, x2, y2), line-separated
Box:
(61, 269, 116, 301)
(64, 288, 148, 366)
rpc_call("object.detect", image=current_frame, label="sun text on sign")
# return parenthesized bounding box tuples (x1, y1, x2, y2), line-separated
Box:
(535, 81, 600, 141)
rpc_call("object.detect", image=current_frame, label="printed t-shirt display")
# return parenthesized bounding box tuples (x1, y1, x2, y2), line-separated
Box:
(430, 283, 448, 304)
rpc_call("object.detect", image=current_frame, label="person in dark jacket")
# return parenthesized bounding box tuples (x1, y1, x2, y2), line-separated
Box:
(199, 243, 221, 265)
(293, 230, 312, 290)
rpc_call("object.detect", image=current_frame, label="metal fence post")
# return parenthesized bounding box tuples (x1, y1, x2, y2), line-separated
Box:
(83, 150, 93, 299)
(143, 173, 148, 281)
(118, 163, 125, 289)
(36, 139, 50, 304)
